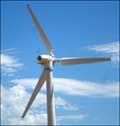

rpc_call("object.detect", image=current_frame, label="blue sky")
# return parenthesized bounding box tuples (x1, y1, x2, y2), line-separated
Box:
(1, 1, 119, 125)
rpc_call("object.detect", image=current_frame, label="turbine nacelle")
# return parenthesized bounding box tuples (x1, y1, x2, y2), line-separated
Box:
(37, 55, 54, 65)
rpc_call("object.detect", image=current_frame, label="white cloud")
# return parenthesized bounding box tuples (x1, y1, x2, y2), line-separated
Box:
(54, 78, 119, 98)
(1, 48, 16, 53)
(57, 114, 87, 125)
(11, 78, 119, 98)
(58, 114, 86, 123)
(55, 96, 78, 111)
(1, 84, 47, 125)
(88, 42, 119, 64)
(9, 79, 78, 109)
(1, 53, 23, 76)
(11, 78, 37, 89)
(1, 83, 78, 125)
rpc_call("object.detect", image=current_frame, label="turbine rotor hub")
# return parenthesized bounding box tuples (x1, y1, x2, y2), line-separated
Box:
(37, 55, 54, 65)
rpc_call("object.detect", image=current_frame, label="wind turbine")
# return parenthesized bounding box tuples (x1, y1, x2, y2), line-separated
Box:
(22, 4, 111, 125)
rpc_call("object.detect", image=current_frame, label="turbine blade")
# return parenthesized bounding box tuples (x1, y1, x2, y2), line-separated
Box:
(57, 57, 111, 66)
(27, 4, 53, 55)
(22, 68, 47, 118)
